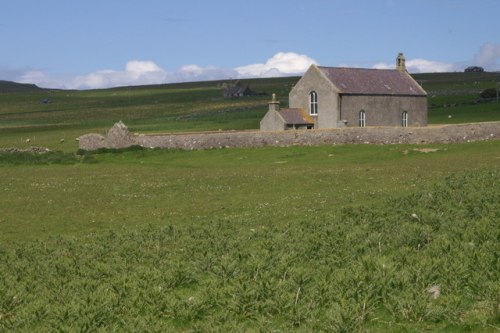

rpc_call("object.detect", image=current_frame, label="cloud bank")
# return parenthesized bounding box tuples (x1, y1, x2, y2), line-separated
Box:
(71, 61, 169, 90)
(473, 42, 500, 69)
(2, 52, 316, 90)
(373, 58, 456, 73)
(3, 45, 499, 90)
(373, 43, 500, 73)
(235, 52, 317, 77)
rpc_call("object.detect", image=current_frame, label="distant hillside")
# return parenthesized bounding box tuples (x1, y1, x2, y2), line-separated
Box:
(1, 71, 499, 153)
(0, 80, 44, 93)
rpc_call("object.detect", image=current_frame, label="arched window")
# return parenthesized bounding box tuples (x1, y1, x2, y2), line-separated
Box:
(402, 111, 408, 127)
(359, 110, 366, 127)
(309, 91, 318, 115)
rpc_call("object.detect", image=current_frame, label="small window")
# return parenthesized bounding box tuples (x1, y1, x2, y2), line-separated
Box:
(309, 91, 318, 115)
(402, 111, 408, 127)
(359, 110, 366, 127)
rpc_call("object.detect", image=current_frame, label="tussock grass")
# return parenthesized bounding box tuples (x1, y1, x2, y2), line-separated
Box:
(0, 150, 95, 165)
(0, 168, 498, 331)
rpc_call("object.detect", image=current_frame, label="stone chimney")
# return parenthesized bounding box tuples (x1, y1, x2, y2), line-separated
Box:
(396, 52, 406, 72)
(268, 93, 280, 112)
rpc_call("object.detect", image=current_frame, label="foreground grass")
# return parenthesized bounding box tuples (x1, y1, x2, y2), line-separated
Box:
(0, 166, 498, 332)
(0, 141, 499, 331)
(1, 141, 499, 244)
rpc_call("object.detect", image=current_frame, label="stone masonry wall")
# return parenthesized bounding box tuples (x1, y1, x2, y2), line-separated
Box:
(78, 121, 500, 151)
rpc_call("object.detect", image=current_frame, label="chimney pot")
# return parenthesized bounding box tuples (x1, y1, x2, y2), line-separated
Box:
(268, 93, 280, 112)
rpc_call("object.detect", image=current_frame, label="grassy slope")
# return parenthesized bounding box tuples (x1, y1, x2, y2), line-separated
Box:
(0, 81, 43, 93)
(0, 77, 297, 152)
(413, 72, 500, 124)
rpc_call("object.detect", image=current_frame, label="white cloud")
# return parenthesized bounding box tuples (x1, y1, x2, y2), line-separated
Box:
(18, 70, 68, 89)
(371, 62, 392, 70)
(373, 58, 456, 73)
(473, 42, 500, 70)
(10, 61, 237, 89)
(170, 65, 238, 82)
(68, 53, 316, 89)
(70, 60, 168, 89)
(406, 59, 457, 73)
(126, 60, 163, 73)
(235, 52, 317, 77)
(8, 45, 500, 90)
(3, 52, 317, 89)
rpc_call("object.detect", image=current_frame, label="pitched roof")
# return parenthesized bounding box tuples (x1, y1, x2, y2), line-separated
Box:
(317, 66, 426, 96)
(278, 108, 314, 125)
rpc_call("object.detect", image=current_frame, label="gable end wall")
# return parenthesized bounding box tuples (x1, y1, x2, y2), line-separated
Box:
(289, 66, 339, 129)
(260, 110, 286, 131)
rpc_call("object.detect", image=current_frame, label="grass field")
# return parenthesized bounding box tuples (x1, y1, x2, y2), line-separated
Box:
(1, 141, 499, 331)
(1, 140, 498, 244)
(0, 74, 499, 331)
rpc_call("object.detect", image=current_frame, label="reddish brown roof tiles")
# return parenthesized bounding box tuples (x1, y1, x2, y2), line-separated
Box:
(318, 67, 426, 96)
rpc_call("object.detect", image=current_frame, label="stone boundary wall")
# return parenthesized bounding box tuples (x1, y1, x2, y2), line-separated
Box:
(78, 121, 500, 151)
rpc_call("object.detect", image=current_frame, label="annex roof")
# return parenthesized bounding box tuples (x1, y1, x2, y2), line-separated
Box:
(278, 108, 314, 125)
(317, 66, 426, 96)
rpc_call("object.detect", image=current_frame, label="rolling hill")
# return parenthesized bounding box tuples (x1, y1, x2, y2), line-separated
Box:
(0, 80, 44, 93)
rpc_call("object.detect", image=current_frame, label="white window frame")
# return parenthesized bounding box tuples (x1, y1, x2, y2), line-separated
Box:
(309, 91, 318, 115)
(359, 110, 366, 127)
(402, 111, 408, 127)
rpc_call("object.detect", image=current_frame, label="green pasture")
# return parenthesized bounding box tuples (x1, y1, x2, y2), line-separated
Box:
(1, 140, 497, 245)
(0, 141, 499, 331)
(415, 72, 500, 123)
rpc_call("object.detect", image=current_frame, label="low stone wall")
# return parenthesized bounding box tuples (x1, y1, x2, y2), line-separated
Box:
(0, 147, 51, 154)
(78, 121, 500, 151)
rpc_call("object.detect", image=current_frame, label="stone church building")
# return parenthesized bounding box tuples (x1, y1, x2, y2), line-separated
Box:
(260, 53, 427, 131)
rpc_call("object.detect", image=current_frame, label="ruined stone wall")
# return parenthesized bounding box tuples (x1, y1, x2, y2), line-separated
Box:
(78, 121, 135, 151)
(78, 121, 500, 151)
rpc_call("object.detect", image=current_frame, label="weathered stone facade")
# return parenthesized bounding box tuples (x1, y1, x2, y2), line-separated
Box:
(288, 65, 339, 129)
(261, 53, 428, 131)
(340, 95, 427, 127)
(260, 109, 287, 131)
(79, 121, 500, 151)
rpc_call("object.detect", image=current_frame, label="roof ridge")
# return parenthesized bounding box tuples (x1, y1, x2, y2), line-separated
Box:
(318, 66, 397, 72)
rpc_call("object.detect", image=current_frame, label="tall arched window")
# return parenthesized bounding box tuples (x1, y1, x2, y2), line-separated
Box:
(402, 111, 408, 127)
(309, 91, 318, 115)
(359, 110, 366, 127)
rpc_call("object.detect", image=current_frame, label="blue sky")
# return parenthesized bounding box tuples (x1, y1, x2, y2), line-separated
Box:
(1, 0, 499, 89)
